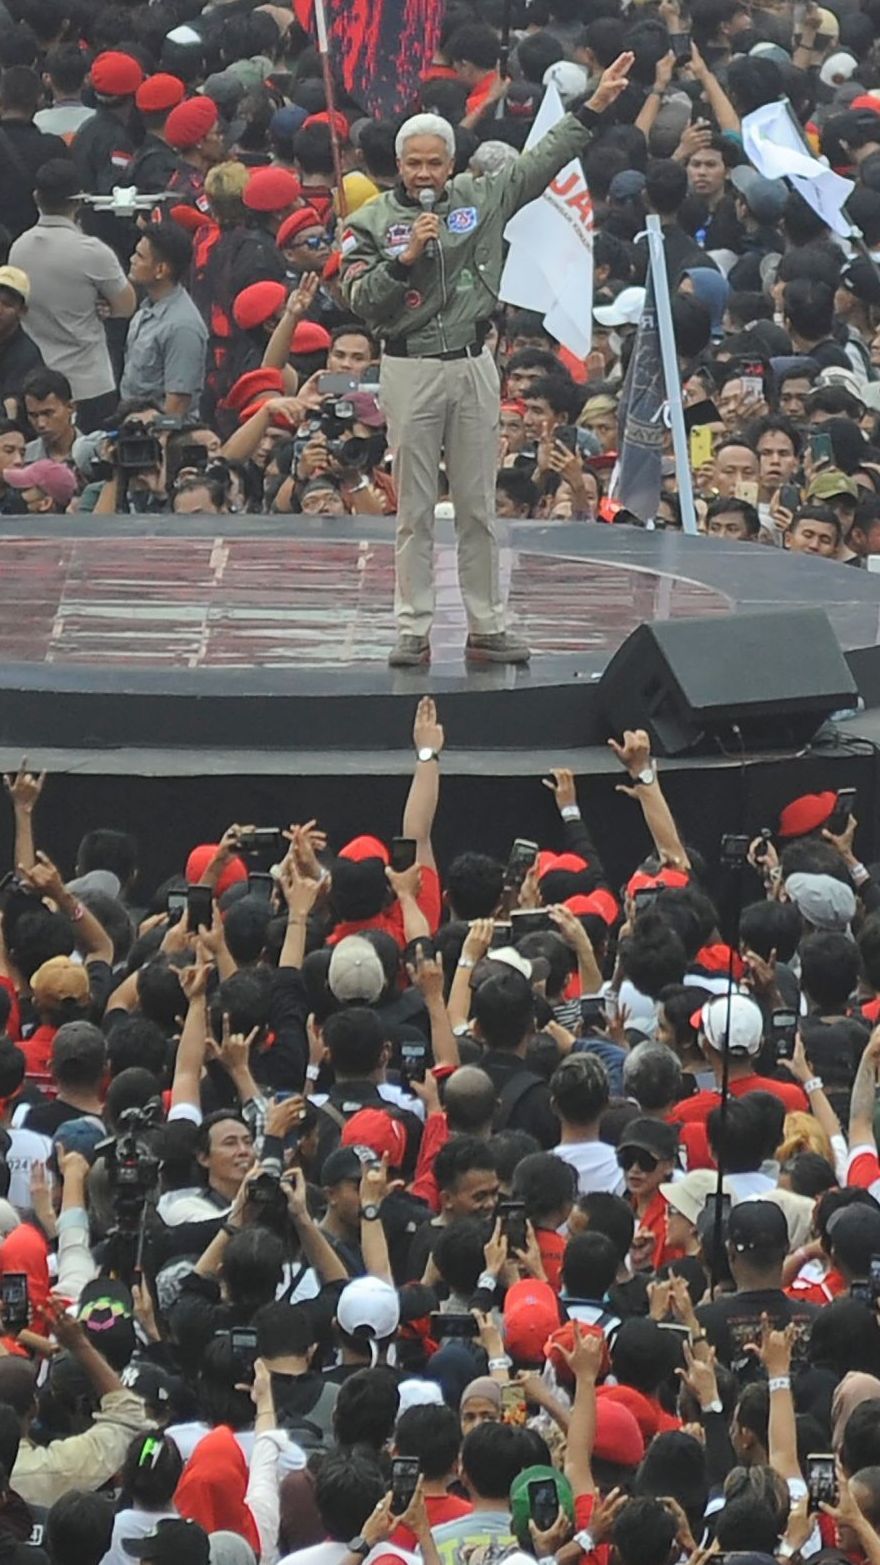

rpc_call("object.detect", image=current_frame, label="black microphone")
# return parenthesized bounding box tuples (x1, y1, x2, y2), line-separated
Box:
(418, 188, 437, 258)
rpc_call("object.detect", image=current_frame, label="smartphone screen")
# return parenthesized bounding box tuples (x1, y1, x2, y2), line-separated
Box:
(401, 1041, 427, 1084)
(504, 838, 538, 889)
(166, 890, 187, 919)
(318, 372, 359, 397)
(429, 1312, 478, 1339)
(771, 1009, 798, 1062)
(528, 1478, 560, 1532)
(0, 1273, 28, 1333)
(390, 1456, 420, 1513)
(806, 1454, 838, 1508)
(510, 909, 553, 935)
(248, 872, 274, 902)
(390, 837, 417, 873)
(809, 431, 834, 467)
(186, 884, 213, 933)
(497, 1198, 527, 1252)
(501, 1381, 527, 1423)
(826, 788, 856, 837)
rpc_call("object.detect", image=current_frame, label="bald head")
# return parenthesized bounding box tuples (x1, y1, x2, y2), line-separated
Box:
(444, 1065, 496, 1134)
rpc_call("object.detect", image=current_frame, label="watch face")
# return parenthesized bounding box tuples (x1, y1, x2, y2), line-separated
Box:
(418, 746, 434, 762)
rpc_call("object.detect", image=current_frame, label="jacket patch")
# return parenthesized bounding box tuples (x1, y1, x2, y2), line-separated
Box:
(343, 260, 367, 281)
(404, 290, 422, 308)
(340, 228, 358, 255)
(384, 222, 412, 256)
(447, 206, 478, 234)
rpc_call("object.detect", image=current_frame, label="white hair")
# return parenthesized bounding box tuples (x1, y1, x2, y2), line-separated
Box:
(395, 112, 456, 161)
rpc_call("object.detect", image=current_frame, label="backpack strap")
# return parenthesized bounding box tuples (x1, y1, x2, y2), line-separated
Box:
(493, 1068, 544, 1131)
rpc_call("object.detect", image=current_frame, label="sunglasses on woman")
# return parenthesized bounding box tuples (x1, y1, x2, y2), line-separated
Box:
(617, 1148, 659, 1173)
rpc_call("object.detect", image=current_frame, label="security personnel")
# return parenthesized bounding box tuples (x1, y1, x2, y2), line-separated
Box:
(128, 74, 185, 195)
(340, 52, 633, 669)
(72, 51, 143, 262)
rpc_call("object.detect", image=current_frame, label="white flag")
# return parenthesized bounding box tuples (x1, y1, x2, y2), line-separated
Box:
(499, 83, 594, 357)
(741, 100, 854, 238)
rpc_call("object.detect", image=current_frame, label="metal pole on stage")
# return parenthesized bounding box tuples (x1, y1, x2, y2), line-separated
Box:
(644, 214, 698, 536)
(313, 0, 347, 217)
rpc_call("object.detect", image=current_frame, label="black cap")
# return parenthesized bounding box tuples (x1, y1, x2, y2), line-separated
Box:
(827, 1203, 880, 1273)
(321, 1146, 364, 1186)
(727, 1199, 788, 1254)
(125, 1520, 209, 1565)
(617, 1116, 678, 1161)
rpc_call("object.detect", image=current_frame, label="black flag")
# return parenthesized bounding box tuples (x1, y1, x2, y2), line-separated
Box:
(614, 272, 665, 524)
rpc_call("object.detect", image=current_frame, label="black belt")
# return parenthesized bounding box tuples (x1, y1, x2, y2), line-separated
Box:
(383, 339, 482, 360)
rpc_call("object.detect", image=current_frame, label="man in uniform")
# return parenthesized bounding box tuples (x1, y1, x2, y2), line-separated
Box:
(340, 52, 632, 669)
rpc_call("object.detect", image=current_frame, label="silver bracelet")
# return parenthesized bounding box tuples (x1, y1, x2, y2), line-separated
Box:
(457, 957, 476, 970)
(476, 1271, 497, 1292)
(488, 1354, 512, 1370)
(768, 1375, 791, 1392)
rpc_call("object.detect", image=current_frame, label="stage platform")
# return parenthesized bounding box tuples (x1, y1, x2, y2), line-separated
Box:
(2, 514, 880, 898)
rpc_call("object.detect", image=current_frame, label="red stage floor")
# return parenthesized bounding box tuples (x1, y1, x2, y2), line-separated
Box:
(0, 535, 728, 668)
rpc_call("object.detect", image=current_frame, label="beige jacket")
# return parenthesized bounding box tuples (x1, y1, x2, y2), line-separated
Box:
(13, 1388, 148, 1507)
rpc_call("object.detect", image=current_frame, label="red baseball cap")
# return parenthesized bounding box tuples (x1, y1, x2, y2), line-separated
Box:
(232, 280, 286, 331)
(184, 844, 248, 898)
(545, 1319, 609, 1382)
(338, 835, 389, 865)
(303, 109, 349, 139)
(625, 867, 689, 898)
(503, 1279, 561, 1365)
(777, 791, 837, 839)
(565, 889, 620, 926)
(165, 95, 218, 150)
(341, 1107, 406, 1169)
(593, 1396, 645, 1466)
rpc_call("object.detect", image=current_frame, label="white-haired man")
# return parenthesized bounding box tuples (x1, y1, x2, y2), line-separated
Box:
(340, 56, 633, 669)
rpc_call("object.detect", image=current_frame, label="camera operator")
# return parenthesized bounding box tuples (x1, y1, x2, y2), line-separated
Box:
(93, 407, 169, 514)
(276, 392, 393, 516)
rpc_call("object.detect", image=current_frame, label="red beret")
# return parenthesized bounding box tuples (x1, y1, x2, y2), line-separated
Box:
(92, 52, 144, 97)
(276, 206, 324, 248)
(291, 319, 331, 354)
(338, 834, 389, 864)
(536, 850, 588, 880)
(232, 280, 287, 331)
(501, 399, 527, 416)
(223, 367, 285, 413)
(135, 73, 185, 113)
(565, 889, 620, 926)
(322, 250, 341, 281)
(165, 96, 219, 150)
(169, 203, 210, 233)
(303, 109, 349, 140)
(625, 866, 689, 897)
(778, 790, 837, 839)
(851, 94, 880, 114)
(239, 396, 299, 429)
(184, 844, 247, 898)
(243, 166, 302, 213)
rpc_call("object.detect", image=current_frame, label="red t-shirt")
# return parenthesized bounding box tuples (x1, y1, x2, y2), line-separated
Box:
(785, 1265, 846, 1306)
(847, 1146, 880, 1200)
(390, 1493, 472, 1548)
(536, 1227, 566, 1292)
(466, 70, 497, 114)
(328, 866, 442, 950)
(634, 1189, 685, 1270)
(20, 1023, 56, 1079)
(408, 1110, 449, 1212)
(669, 1073, 808, 1124)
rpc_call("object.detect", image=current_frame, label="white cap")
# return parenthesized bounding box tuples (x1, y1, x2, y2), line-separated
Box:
(328, 934, 385, 1005)
(397, 1378, 445, 1416)
(594, 287, 646, 328)
(487, 946, 533, 980)
(819, 50, 858, 86)
(337, 1276, 400, 1342)
(542, 61, 589, 102)
(698, 993, 764, 1056)
(660, 1169, 733, 1227)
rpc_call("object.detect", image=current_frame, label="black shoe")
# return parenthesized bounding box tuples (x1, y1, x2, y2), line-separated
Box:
(465, 631, 531, 664)
(388, 634, 431, 668)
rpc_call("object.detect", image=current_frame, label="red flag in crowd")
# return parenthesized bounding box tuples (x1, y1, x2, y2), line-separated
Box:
(293, 0, 443, 118)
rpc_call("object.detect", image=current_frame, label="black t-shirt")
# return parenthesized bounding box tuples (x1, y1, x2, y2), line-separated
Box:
(480, 1049, 560, 1149)
(799, 1014, 869, 1121)
(0, 324, 43, 408)
(0, 120, 68, 241)
(24, 1098, 103, 1137)
(697, 1286, 818, 1380)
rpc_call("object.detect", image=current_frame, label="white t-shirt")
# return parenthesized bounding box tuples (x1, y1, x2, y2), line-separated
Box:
(726, 1171, 775, 1199)
(6, 1127, 52, 1213)
(101, 1506, 178, 1565)
(553, 1140, 625, 1197)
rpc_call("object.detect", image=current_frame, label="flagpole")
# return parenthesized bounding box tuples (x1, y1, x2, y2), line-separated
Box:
(644, 214, 697, 536)
(313, 0, 347, 217)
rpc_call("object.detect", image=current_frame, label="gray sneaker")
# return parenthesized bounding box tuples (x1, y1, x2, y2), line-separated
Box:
(388, 634, 431, 668)
(465, 631, 531, 664)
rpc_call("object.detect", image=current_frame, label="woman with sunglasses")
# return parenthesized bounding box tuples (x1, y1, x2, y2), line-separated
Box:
(615, 1118, 683, 1272)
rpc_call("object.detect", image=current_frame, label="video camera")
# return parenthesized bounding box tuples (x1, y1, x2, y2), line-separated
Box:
(96, 1100, 163, 1232)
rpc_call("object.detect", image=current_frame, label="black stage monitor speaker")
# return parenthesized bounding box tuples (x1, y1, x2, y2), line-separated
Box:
(596, 609, 858, 757)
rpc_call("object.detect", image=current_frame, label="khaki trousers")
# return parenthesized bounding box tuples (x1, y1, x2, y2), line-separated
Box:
(379, 347, 506, 638)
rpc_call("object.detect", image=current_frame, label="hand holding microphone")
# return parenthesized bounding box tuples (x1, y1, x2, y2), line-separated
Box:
(400, 190, 441, 266)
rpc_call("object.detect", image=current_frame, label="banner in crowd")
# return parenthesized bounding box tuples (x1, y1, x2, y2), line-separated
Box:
(499, 84, 594, 358)
(742, 100, 855, 238)
(292, 0, 443, 118)
(613, 274, 664, 524)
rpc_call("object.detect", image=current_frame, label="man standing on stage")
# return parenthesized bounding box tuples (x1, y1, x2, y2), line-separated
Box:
(340, 53, 633, 669)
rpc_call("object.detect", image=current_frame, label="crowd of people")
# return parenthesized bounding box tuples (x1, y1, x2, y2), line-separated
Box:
(0, 0, 876, 545)
(0, 699, 876, 1565)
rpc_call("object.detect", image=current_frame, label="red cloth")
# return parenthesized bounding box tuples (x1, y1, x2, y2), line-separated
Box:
(633, 1189, 685, 1270)
(390, 1493, 472, 1548)
(785, 1265, 846, 1306)
(574, 1495, 610, 1565)
(847, 1147, 880, 1196)
(175, 1425, 260, 1553)
(0, 979, 20, 1042)
(0, 1222, 51, 1335)
(465, 70, 497, 114)
(328, 865, 442, 949)
(536, 1227, 566, 1292)
(668, 1074, 809, 1124)
(408, 1109, 449, 1212)
(677, 1120, 713, 1170)
(20, 1024, 56, 1079)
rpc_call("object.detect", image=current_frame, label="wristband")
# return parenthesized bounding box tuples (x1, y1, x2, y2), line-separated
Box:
(690, 1331, 708, 1342)
(803, 1077, 823, 1094)
(306, 1063, 320, 1082)
(701, 1398, 723, 1414)
(768, 1375, 791, 1392)
(457, 957, 476, 969)
(575, 1531, 595, 1554)
(560, 805, 581, 821)
(476, 1271, 497, 1292)
(488, 1354, 512, 1370)
(851, 862, 870, 885)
